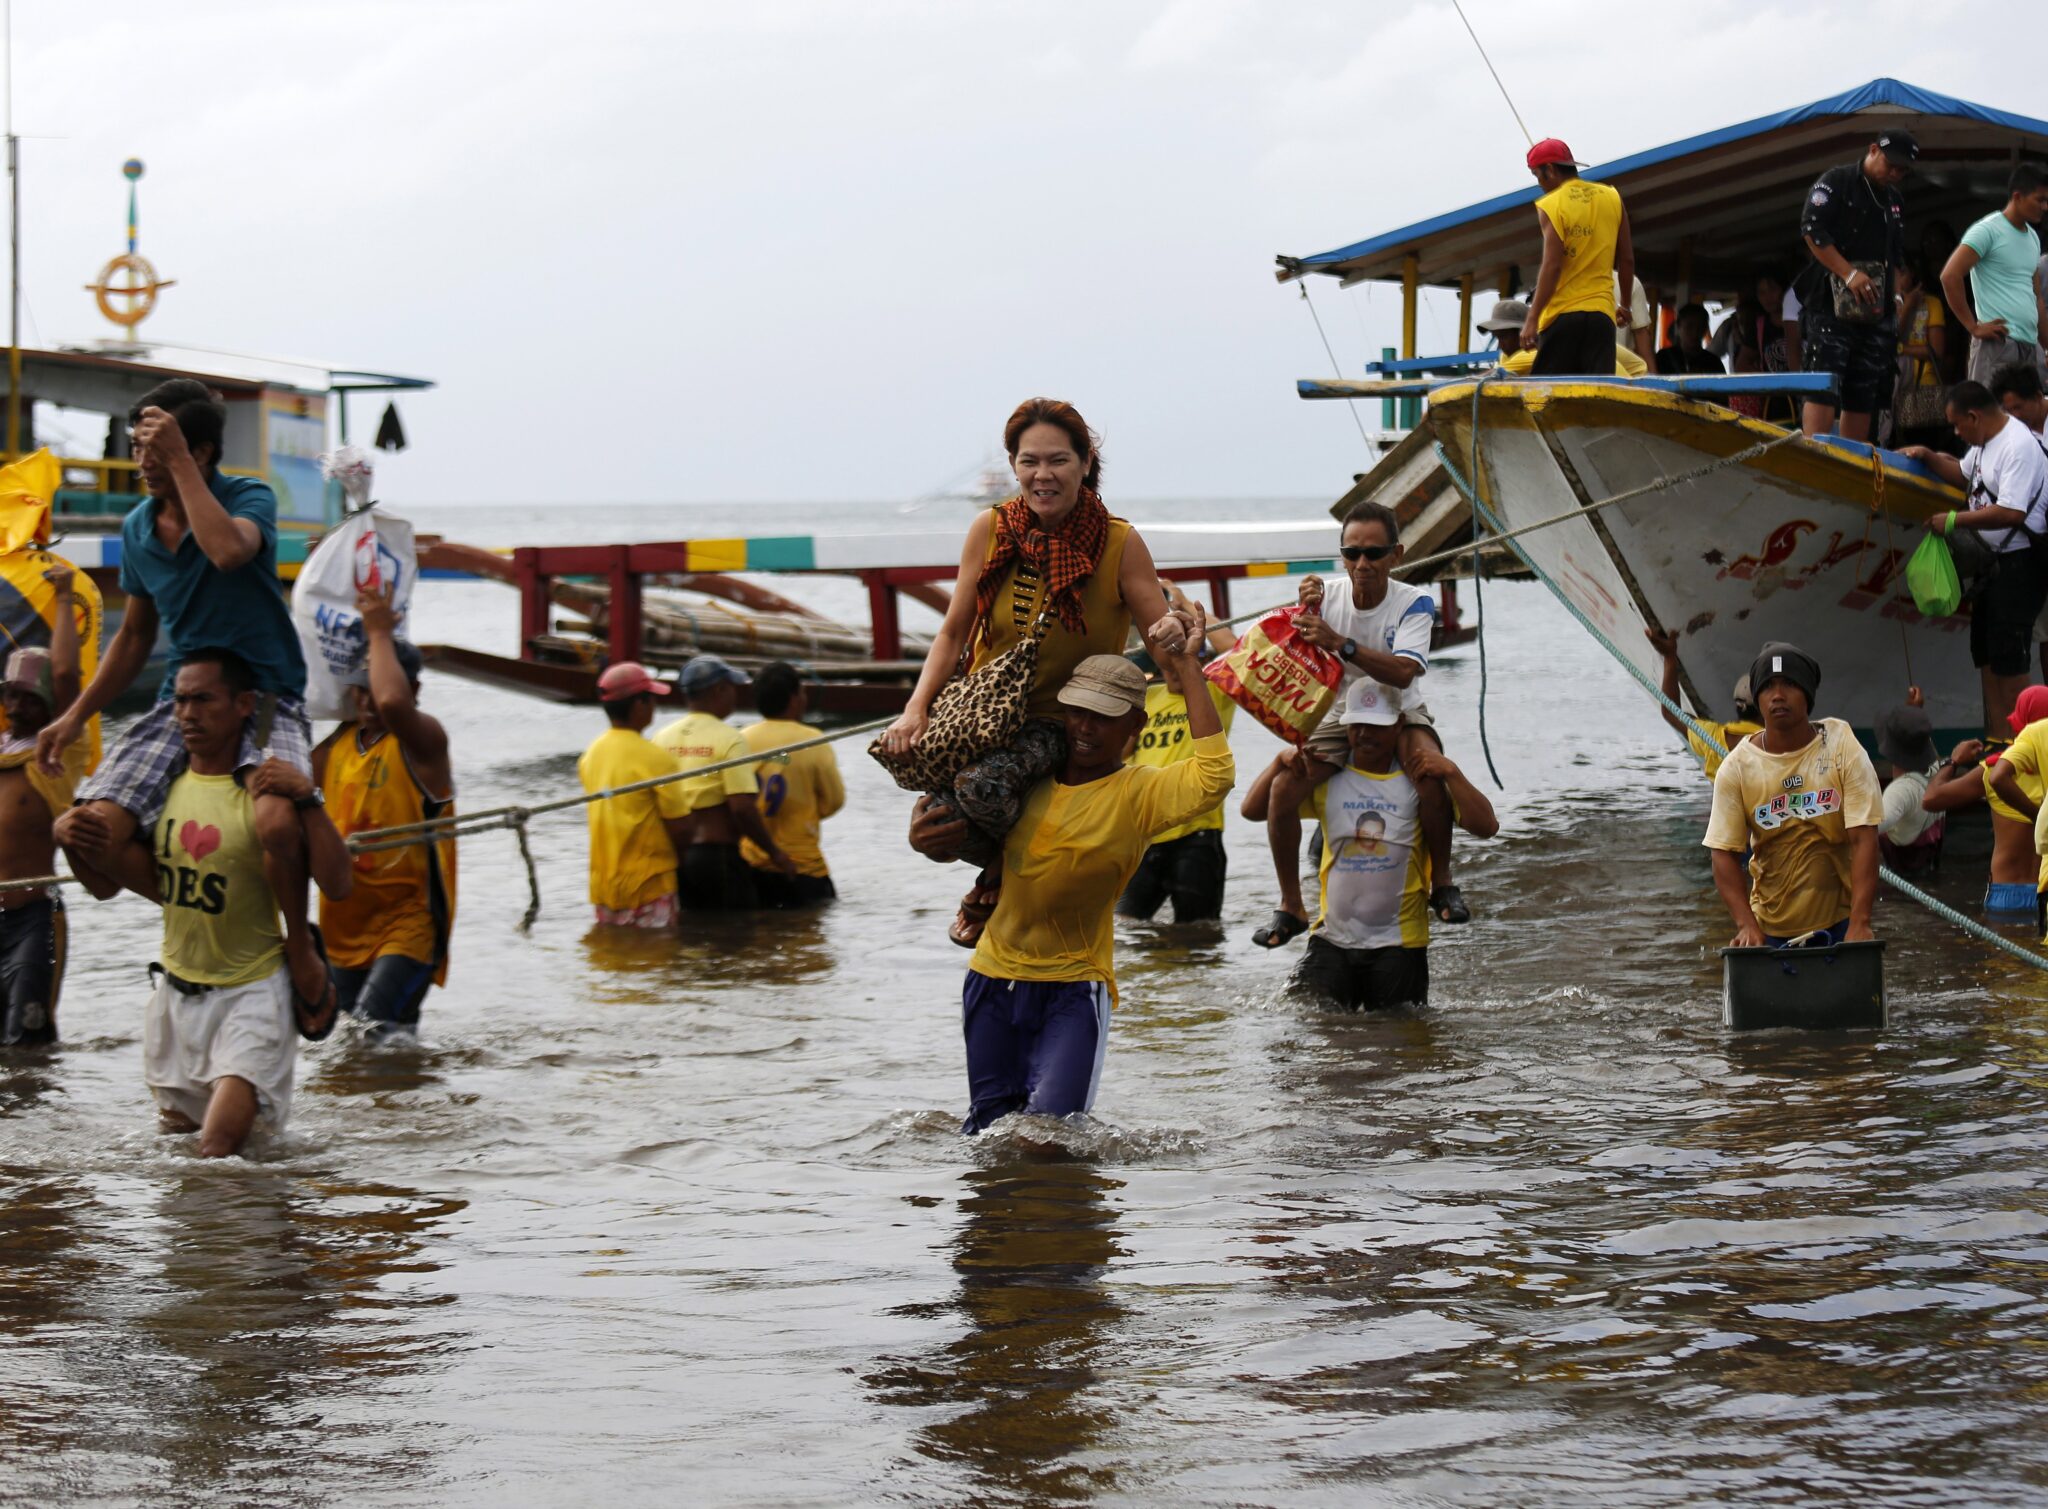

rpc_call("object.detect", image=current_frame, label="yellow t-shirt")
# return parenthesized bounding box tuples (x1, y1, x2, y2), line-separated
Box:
(578, 727, 691, 910)
(1984, 735, 2046, 827)
(651, 711, 758, 815)
(1688, 719, 1764, 781)
(740, 718, 845, 879)
(971, 734, 1235, 1002)
(1130, 683, 1237, 843)
(1704, 718, 1884, 935)
(1501, 342, 1647, 377)
(1534, 178, 1624, 327)
(155, 771, 283, 988)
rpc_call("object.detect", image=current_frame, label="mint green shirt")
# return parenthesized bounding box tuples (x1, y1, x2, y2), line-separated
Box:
(1961, 209, 2043, 346)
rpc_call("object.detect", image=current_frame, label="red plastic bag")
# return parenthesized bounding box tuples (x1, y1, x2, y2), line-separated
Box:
(1204, 605, 1343, 746)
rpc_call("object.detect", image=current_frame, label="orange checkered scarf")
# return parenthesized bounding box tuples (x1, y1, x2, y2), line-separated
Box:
(974, 489, 1110, 645)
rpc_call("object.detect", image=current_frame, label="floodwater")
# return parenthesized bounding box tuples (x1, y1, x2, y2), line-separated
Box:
(6, 500, 2048, 1506)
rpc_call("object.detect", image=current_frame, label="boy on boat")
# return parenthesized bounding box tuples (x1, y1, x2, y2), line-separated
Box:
(908, 617, 1231, 1134)
(313, 585, 456, 1039)
(1242, 502, 1465, 949)
(580, 662, 694, 930)
(41, 378, 336, 1031)
(1283, 679, 1498, 1012)
(652, 654, 796, 910)
(0, 566, 82, 1047)
(61, 649, 353, 1157)
(1117, 581, 1237, 924)
(1704, 643, 1882, 949)
(740, 662, 844, 908)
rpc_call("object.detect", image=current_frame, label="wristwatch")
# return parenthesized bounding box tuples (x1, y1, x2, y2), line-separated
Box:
(292, 787, 324, 813)
(1341, 638, 1357, 663)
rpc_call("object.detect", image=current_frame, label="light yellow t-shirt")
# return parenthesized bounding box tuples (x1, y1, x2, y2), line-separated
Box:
(1534, 177, 1624, 326)
(1985, 730, 2047, 828)
(971, 734, 1234, 1003)
(1501, 342, 1647, 378)
(740, 718, 845, 879)
(1130, 683, 1237, 843)
(651, 711, 758, 815)
(578, 727, 691, 910)
(1688, 718, 1764, 781)
(155, 771, 283, 988)
(1704, 718, 1884, 936)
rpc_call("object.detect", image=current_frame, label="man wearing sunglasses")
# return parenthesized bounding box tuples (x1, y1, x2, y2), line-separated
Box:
(1242, 502, 1467, 949)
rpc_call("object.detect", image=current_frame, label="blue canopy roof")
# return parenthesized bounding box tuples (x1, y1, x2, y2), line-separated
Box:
(1280, 79, 2048, 296)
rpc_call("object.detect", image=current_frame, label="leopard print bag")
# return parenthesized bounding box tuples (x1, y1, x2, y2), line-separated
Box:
(870, 615, 1050, 793)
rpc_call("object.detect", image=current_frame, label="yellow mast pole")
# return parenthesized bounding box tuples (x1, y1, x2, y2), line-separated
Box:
(1457, 273, 1473, 352)
(1401, 253, 1419, 360)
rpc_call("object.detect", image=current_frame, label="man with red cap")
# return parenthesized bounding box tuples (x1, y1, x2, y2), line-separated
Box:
(578, 662, 695, 930)
(1519, 138, 1636, 376)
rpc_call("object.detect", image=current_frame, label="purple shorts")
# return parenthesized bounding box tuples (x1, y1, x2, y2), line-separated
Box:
(960, 971, 1110, 1134)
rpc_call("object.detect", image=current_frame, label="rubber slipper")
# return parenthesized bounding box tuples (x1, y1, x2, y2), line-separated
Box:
(948, 887, 999, 949)
(1430, 885, 1471, 925)
(292, 924, 340, 1042)
(1252, 909, 1309, 949)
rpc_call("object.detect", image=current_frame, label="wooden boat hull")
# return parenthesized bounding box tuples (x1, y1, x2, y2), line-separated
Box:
(1429, 382, 1971, 740)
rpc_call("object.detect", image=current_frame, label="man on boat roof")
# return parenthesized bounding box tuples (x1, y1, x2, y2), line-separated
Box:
(1517, 138, 1636, 377)
(1795, 130, 1915, 443)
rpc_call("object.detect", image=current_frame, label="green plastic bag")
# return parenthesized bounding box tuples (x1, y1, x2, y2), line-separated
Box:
(1906, 531, 1961, 617)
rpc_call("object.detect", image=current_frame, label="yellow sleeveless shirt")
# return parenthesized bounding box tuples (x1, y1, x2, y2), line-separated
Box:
(968, 515, 1134, 721)
(321, 726, 458, 983)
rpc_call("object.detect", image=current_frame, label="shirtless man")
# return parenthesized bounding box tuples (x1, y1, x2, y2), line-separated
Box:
(0, 565, 82, 1047)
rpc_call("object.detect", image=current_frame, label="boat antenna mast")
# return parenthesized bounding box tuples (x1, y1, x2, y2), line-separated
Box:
(1449, 0, 1534, 148)
(5, 0, 18, 458)
(86, 157, 173, 345)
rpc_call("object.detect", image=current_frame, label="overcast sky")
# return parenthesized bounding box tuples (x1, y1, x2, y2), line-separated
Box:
(14, 1, 2048, 509)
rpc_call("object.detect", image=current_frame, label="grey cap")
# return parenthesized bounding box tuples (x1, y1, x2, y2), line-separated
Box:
(679, 653, 751, 693)
(1876, 704, 1937, 770)
(344, 638, 423, 688)
(1479, 298, 1529, 333)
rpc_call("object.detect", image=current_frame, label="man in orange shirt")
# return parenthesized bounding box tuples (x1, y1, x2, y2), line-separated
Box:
(313, 586, 455, 1040)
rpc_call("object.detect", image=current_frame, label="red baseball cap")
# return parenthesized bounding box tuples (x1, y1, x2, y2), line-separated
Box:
(597, 661, 672, 702)
(1526, 138, 1582, 170)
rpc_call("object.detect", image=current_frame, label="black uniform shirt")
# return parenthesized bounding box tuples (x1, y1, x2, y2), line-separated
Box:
(1797, 159, 1904, 324)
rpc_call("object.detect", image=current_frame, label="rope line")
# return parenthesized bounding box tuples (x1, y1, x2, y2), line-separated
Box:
(1296, 281, 1375, 454)
(1432, 426, 2048, 973)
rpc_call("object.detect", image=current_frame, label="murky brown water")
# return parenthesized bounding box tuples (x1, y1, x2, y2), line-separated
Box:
(5, 503, 2047, 1505)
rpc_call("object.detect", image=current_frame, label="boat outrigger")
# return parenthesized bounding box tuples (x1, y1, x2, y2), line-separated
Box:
(1281, 78, 2048, 742)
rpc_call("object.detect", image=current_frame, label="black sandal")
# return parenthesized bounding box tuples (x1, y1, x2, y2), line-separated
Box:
(1251, 910, 1310, 949)
(291, 924, 340, 1042)
(1430, 885, 1471, 925)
